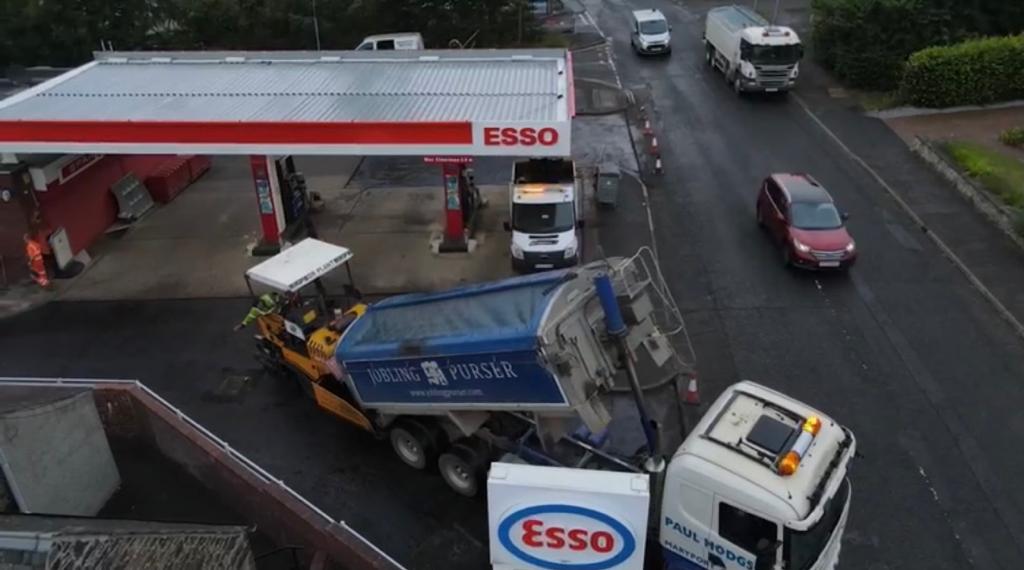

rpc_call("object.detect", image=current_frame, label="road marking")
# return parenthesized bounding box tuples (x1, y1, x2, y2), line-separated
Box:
(792, 93, 1024, 342)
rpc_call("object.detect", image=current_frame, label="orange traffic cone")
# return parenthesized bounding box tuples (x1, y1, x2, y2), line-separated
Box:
(683, 374, 700, 406)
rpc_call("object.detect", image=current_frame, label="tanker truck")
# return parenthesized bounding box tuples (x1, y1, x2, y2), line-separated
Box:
(704, 5, 803, 94)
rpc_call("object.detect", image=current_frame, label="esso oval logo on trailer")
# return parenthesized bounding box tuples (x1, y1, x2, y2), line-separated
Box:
(483, 127, 560, 147)
(497, 504, 636, 570)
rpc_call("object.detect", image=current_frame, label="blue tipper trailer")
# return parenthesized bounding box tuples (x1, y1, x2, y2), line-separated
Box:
(333, 253, 691, 496)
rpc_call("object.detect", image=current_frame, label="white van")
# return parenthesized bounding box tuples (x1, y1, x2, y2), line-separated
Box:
(355, 33, 424, 51)
(631, 9, 671, 55)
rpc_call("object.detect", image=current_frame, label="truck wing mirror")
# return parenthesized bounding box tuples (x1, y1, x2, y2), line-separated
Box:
(503, 220, 512, 232)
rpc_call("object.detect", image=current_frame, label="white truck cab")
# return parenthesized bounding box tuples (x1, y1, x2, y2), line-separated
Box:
(355, 32, 424, 51)
(660, 382, 855, 570)
(507, 159, 581, 272)
(705, 6, 803, 94)
(631, 9, 672, 55)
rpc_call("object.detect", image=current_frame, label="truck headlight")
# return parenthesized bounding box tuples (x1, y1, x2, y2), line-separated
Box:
(511, 243, 524, 259)
(564, 245, 577, 259)
(741, 64, 756, 79)
(790, 64, 800, 79)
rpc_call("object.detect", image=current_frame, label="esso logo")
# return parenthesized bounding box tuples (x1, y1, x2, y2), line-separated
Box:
(497, 504, 636, 569)
(483, 127, 560, 147)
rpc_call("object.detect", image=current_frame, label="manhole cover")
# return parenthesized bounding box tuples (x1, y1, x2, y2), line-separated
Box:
(207, 373, 252, 402)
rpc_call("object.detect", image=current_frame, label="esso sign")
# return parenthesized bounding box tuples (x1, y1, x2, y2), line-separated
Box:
(497, 504, 637, 569)
(483, 126, 560, 147)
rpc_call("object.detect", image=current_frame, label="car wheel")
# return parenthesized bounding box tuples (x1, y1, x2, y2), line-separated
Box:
(781, 246, 793, 268)
(756, 206, 764, 228)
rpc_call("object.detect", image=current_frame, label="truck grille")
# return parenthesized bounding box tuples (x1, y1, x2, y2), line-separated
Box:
(755, 65, 792, 88)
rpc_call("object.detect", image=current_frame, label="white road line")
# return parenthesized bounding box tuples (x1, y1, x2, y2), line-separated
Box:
(792, 93, 1024, 342)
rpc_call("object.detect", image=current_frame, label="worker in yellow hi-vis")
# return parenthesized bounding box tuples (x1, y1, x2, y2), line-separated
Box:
(235, 292, 282, 331)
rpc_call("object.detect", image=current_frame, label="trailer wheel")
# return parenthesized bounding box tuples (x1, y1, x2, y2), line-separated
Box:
(389, 421, 439, 471)
(439, 441, 488, 497)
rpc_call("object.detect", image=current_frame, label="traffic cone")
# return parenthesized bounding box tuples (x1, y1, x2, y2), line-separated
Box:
(654, 156, 663, 175)
(683, 374, 700, 406)
(644, 120, 652, 135)
(650, 136, 659, 154)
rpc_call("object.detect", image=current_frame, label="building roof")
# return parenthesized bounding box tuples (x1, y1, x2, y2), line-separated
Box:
(0, 50, 573, 157)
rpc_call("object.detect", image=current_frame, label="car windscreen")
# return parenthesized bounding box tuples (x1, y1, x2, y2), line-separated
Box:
(741, 40, 803, 64)
(784, 477, 849, 569)
(513, 202, 574, 234)
(639, 20, 668, 34)
(789, 201, 842, 230)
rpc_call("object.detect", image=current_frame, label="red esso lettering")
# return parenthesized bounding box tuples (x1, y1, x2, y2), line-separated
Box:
(521, 519, 616, 553)
(483, 127, 559, 146)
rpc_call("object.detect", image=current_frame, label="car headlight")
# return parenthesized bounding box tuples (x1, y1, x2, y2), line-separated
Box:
(845, 241, 856, 253)
(511, 243, 524, 259)
(792, 238, 811, 253)
(564, 245, 577, 259)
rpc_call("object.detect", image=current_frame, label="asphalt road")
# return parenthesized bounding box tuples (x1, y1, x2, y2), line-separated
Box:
(590, 0, 1024, 568)
(3, 4, 1024, 570)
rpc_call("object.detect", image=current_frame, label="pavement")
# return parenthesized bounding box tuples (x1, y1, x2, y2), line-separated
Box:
(582, 0, 1024, 568)
(886, 106, 1024, 160)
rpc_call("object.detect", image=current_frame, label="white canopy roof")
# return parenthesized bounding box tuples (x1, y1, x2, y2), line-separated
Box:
(246, 238, 352, 292)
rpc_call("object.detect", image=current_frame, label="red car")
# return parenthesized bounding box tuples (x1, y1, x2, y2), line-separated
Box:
(756, 173, 857, 270)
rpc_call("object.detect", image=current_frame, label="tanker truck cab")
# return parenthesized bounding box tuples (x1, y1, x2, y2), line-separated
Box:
(507, 158, 581, 272)
(660, 382, 855, 570)
(705, 6, 804, 94)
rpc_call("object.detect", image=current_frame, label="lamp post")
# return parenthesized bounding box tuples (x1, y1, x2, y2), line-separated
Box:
(312, 0, 322, 50)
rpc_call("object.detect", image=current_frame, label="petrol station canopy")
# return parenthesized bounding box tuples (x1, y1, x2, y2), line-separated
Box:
(0, 50, 574, 157)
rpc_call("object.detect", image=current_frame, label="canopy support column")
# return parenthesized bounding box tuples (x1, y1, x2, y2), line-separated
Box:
(250, 155, 286, 256)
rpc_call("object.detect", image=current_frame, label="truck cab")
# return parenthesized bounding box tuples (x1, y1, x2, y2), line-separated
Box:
(507, 158, 581, 272)
(660, 382, 855, 570)
(705, 6, 803, 94)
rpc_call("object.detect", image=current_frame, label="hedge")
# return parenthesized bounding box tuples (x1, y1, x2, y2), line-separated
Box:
(811, 0, 1024, 91)
(900, 34, 1024, 107)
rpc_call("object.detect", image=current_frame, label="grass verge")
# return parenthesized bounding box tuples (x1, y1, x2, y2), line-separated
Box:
(943, 140, 1024, 235)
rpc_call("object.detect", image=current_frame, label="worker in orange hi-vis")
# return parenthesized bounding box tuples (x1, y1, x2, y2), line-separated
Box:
(23, 234, 50, 288)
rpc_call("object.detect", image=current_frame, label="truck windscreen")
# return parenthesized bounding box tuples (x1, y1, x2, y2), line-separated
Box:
(513, 203, 574, 234)
(741, 40, 803, 65)
(784, 477, 849, 569)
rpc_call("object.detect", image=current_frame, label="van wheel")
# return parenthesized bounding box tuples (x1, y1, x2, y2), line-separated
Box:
(705, 46, 714, 68)
(389, 420, 442, 471)
(439, 440, 489, 497)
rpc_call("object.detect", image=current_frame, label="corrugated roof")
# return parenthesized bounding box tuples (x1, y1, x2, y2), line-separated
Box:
(0, 50, 569, 123)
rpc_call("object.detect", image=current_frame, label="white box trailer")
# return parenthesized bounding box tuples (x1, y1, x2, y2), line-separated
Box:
(703, 5, 804, 94)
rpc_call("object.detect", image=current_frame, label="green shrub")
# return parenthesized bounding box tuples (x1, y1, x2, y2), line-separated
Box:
(900, 34, 1024, 107)
(1001, 127, 1024, 147)
(811, 0, 959, 91)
